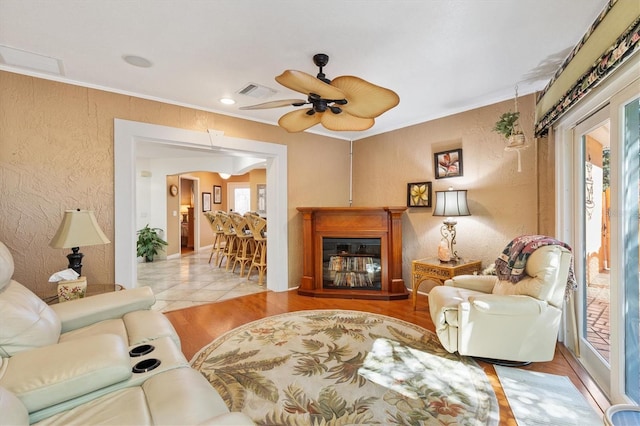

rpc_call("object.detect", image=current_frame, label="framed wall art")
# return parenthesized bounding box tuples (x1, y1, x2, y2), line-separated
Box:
(256, 184, 266, 215)
(407, 182, 432, 207)
(202, 192, 212, 212)
(213, 185, 222, 204)
(434, 148, 463, 179)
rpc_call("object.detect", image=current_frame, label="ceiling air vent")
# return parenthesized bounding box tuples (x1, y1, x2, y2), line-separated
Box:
(237, 83, 277, 99)
(0, 45, 63, 75)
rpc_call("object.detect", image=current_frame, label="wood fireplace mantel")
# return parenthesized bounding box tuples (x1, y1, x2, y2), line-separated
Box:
(297, 206, 409, 300)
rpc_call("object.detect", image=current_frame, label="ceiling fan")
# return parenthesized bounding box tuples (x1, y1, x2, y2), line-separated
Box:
(239, 53, 400, 133)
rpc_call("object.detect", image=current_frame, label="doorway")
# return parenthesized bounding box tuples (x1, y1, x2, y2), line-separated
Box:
(556, 63, 639, 404)
(114, 120, 289, 293)
(179, 176, 196, 255)
(574, 107, 612, 388)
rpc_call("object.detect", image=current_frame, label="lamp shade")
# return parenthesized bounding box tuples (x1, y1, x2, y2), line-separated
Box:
(50, 210, 110, 249)
(433, 189, 471, 217)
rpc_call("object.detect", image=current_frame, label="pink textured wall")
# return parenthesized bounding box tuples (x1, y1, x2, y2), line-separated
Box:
(353, 95, 543, 279)
(0, 70, 551, 298)
(0, 71, 349, 298)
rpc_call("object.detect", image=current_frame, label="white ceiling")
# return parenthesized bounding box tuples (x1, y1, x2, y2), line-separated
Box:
(0, 0, 608, 141)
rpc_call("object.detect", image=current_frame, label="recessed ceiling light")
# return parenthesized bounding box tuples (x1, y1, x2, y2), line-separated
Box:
(219, 98, 236, 105)
(122, 55, 152, 68)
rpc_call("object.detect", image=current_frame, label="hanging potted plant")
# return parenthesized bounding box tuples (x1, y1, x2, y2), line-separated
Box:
(493, 111, 525, 147)
(136, 224, 168, 262)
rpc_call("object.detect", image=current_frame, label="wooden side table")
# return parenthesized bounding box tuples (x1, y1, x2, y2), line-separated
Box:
(44, 283, 124, 305)
(411, 258, 482, 310)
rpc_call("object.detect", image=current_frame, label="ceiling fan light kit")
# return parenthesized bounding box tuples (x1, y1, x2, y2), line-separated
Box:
(240, 53, 399, 133)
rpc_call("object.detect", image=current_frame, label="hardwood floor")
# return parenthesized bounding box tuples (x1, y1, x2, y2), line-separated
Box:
(164, 289, 610, 425)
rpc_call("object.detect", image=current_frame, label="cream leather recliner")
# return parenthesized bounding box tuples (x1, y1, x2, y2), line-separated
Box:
(0, 242, 255, 425)
(428, 245, 572, 363)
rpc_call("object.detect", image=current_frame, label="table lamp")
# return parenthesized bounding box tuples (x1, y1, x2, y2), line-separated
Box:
(433, 188, 471, 262)
(180, 205, 190, 222)
(50, 209, 110, 276)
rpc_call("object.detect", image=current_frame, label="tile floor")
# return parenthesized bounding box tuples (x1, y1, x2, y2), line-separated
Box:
(137, 250, 267, 313)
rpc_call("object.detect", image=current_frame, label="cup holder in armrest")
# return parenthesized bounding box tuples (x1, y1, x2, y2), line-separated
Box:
(132, 358, 161, 373)
(129, 344, 155, 357)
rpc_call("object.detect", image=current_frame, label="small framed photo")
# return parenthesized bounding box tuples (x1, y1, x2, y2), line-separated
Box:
(213, 185, 222, 204)
(434, 148, 463, 179)
(202, 192, 212, 212)
(407, 182, 432, 207)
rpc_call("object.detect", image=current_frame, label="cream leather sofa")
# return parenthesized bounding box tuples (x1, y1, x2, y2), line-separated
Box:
(0, 242, 254, 425)
(428, 245, 572, 363)
(1, 368, 253, 426)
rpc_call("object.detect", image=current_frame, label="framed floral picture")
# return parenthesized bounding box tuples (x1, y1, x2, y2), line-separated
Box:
(434, 148, 463, 179)
(202, 192, 212, 212)
(407, 182, 432, 207)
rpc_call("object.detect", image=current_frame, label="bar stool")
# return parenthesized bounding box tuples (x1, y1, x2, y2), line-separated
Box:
(218, 212, 237, 269)
(205, 211, 225, 265)
(246, 214, 267, 285)
(230, 212, 253, 276)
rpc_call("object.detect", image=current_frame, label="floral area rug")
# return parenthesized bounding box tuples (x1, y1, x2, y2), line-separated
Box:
(191, 310, 498, 425)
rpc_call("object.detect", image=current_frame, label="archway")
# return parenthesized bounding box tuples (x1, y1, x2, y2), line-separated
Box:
(114, 119, 288, 292)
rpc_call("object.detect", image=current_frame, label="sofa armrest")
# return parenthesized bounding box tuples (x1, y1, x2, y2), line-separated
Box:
(51, 287, 155, 332)
(0, 334, 131, 413)
(444, 275, 497, 293)
(0, 386, 29, 426)
(467, 294, 546, 315)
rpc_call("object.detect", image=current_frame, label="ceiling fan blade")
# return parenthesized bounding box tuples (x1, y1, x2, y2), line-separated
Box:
(330, 76, 399, 118)
(276, 70, 345, 100)
(278, 109, 322, 133)
(239, 99, 307, 110)
(321, 111, 375, 131)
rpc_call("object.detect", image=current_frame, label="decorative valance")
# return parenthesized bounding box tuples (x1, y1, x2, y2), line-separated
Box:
(535, 0, 640, 137)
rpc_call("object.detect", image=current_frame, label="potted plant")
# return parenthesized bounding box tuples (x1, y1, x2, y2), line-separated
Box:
(136, 224, 168, 262)
(493, 111, 525, 147)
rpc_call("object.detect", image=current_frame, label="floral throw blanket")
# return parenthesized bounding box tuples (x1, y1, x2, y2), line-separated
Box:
(495, 235, 577, 299)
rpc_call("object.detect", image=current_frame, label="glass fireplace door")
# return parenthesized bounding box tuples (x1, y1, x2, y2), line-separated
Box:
(322, 238, 381, 290)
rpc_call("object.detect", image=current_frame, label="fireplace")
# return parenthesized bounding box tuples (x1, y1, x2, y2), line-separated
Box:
(297, 207, 408, 300)
(323, 237, 382, 290)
